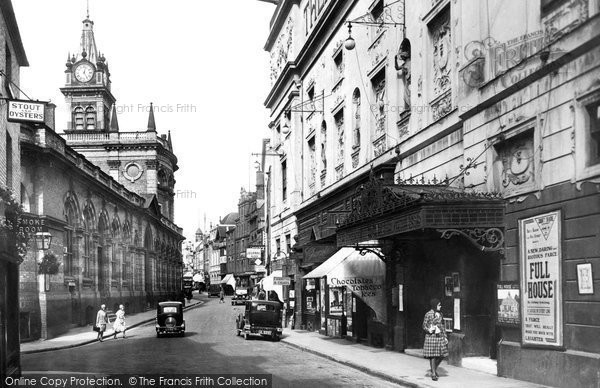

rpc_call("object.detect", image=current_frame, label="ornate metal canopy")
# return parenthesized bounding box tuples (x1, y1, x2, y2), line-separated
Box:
(337, 170, 505, 253)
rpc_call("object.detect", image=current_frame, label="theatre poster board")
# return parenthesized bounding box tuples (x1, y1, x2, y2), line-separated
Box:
(519, 210, 563, 348)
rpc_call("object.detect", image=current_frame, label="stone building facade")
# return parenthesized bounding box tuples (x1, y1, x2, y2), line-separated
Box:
(264, 0, 600, 386)
(17, 12, 184, 341)
(206, 214, 237, 285)
(19, 117, 184, 341)
(0, 0, 28, 377)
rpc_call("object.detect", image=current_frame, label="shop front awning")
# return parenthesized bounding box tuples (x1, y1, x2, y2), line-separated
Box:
(303, 247, 355, 279)
(220, 273, 236, 288)
(302, 247, 386, 322)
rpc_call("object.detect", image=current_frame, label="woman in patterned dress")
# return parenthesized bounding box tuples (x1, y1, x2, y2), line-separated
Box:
(422, 298, 448, 381)
(95, 304, 110, 342)
(113, 304, 126, 339)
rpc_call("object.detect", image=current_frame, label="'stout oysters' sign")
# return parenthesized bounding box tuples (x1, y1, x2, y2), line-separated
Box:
(7, 99, 46, 124)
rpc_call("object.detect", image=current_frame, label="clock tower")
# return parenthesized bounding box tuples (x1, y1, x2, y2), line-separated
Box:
(61, 14, 115, 132)
(60, 12, 178, 222)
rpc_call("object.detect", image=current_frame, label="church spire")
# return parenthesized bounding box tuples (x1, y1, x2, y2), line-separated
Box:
(80, 7, 98, 64)
(147, 103, 156, 132)
(109, 104, 119, 132)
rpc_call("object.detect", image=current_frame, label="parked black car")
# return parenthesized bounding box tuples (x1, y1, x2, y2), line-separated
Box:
(236, 300, 283, 341)
(155, 301, 185, 337)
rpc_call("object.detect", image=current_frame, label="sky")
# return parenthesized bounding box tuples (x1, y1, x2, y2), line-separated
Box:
(14, 0, 275, 242)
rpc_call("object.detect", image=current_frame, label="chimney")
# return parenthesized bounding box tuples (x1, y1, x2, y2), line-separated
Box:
(256, 170, 264, 200)
(44, 103, 56, 130)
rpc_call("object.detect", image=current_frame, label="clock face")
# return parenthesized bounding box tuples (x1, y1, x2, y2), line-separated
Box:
(74, 63, 94, 83)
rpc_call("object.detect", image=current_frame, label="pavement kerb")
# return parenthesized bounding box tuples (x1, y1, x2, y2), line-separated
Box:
(21, 300, 204, 355)
(281, 337, 419, 388)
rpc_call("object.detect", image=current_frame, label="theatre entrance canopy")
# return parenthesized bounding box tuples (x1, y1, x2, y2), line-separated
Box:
(336, 173, 506, 252)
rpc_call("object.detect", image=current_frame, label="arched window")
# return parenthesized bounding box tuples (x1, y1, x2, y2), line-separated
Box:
(64, 201, 78, 276)
(85, 107, 96, 130)
(82, 204, 95, 277)
(157, 169, 167, 187)
(74, 107, 84, 130)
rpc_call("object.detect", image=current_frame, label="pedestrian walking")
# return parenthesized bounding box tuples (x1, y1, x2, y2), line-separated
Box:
(95, 304, 110, 342)
(219, 286, 225, 303)
(422, 298, 448, 381)
(258, 287, 266, 300)
(113, 304, 126, 339)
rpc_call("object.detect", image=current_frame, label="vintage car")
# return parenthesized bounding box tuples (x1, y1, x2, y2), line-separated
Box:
(231, 289, 248, 305)
(156, 301, 185, 337)
(235, 300, 282, 341)
(207, 284, 221, 297)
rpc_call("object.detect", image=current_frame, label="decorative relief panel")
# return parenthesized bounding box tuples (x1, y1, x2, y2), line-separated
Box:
(372, 74, 387, 135)
(308, 138, 317, 188)
(269, 17, 294, 85)
(373, 134, 387, 158)
(493, 132, 535, 197)
(335, 110, 345, 166)
(431, 90, 453, 122)
(335, 164, 344, 181)
(430, 8, 451, 97)
(351, 149, 360, 169)
(543, 0, 588, 43)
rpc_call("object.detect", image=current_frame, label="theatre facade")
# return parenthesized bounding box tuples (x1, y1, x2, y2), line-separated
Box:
(293, 164, 505, 360)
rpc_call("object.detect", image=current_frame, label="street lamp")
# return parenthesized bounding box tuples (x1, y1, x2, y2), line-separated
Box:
(344, 23, 356, 50)
(34, 232, 52, 251)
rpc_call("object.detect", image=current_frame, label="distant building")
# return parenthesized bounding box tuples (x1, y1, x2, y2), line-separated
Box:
(206, 214, 237, 285)
(229, 174, 267, 289)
